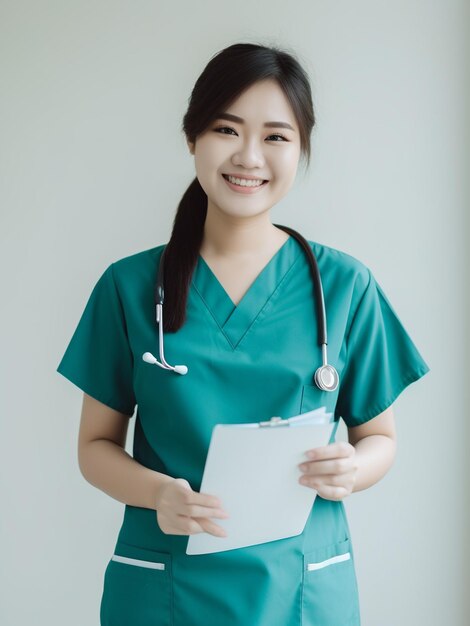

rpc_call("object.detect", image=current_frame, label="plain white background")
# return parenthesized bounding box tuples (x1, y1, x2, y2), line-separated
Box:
(1, 1, 468, 624)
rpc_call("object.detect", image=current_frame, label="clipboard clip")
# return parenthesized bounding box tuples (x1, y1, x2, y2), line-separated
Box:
(258, 416, 289, 427)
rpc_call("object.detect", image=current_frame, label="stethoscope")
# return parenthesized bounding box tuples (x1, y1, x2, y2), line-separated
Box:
(142, 224, 339, 392)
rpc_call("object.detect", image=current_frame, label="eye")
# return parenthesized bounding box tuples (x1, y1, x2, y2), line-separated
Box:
(214, 126, 237, 136)
(267, 133, 288, 142)
(213, 126, 288, 142)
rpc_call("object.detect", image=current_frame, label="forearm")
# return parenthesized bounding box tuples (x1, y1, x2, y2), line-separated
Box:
(79, 439, 175, 510)
(351, 434, 396, 493)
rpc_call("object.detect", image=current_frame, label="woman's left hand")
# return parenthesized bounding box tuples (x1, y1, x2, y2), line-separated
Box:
(297, 441, 359, 501)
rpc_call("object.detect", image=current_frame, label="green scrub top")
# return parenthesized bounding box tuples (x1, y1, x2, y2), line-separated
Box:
(57, 235, 430, 626)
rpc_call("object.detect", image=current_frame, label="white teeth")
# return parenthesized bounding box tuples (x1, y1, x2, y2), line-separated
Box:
(226, 175, 264, 187)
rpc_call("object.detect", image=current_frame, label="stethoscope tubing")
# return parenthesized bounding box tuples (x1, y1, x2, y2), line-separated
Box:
(143, 225, 339, 391)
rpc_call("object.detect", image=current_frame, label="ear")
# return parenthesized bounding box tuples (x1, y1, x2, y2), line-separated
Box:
(186, 137, 195, 155)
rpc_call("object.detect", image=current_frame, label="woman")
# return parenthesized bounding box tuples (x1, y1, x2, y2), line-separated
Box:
(57, 42, 430, 626)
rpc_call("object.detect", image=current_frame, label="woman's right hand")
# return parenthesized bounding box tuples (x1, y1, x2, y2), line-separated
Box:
(155, 477, 229, 537)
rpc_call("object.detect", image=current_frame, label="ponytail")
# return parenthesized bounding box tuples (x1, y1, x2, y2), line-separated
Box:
(162, 177, 207, 332)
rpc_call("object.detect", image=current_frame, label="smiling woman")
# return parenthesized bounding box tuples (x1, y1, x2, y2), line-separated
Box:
(56, 41, 429, 626)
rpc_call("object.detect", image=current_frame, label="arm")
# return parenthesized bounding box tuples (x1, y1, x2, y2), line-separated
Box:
(347, 405, 397, 493)
(78, 393, 229, 537)
(77, 393, 175, 510)
(298, 405, 397, 499)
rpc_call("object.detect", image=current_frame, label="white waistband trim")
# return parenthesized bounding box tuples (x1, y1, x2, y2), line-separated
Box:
(307, 551, 351, 571)
(111, 554, 165, 570)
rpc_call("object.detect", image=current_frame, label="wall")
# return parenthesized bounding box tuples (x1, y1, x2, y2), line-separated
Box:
(1, 1, 467, 624)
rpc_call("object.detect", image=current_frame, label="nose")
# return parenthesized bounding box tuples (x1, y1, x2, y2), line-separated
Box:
(232, 138, 266, 169)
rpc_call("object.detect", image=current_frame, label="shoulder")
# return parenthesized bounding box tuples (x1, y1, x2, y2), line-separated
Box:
(305, 238, 372, 293)
(86, 244, 167, 302)
(304, 238, 380, 338)
(105, 244, 166, 286)
(112, 243, 166, 270)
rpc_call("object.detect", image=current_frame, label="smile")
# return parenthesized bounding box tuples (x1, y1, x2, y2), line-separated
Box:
(222, 174, 269, 194)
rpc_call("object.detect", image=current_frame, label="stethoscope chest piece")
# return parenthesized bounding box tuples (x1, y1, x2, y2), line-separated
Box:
(313, 341, 340, 392)
(314, 363, 339, 392)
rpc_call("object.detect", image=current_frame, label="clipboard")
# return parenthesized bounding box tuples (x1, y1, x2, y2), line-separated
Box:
(186, 407, 337, 555)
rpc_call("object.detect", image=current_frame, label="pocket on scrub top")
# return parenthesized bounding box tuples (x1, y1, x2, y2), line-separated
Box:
(301, 537, 360, 626)
(300, 384, 324, 414)
(100, 542, 172, 626)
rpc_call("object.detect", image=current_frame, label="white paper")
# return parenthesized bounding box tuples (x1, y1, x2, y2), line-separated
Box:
(186, 407, 335, 555)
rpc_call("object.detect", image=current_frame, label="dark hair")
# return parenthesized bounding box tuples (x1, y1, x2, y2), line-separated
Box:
(162, 42, 315, 332)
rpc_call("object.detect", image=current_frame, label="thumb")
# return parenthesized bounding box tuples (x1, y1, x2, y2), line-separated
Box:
(174, 477, 192, 491)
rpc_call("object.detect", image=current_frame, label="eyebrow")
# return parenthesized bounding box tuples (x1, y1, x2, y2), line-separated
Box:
(215, 112, 295, 131)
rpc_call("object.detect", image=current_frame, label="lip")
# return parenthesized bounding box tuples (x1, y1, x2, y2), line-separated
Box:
(223, 173, 269, 181)
(222, 173, 269, 194)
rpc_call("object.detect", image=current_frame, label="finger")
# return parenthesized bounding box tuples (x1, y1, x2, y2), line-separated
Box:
(170, 513, 228, 537)
(299, 476, 350, 500)
(299, 457, 352, 476)
(194, 517, 228, 537)
(315, 484, 349, 501)
(305, 441, 352, 460)
(299, 473, 345, 489)
(176, 503, 229, 519)
(158, 513, 205, 536)
(174, 515, 206, 535)
(199, 492, 226, 508)
(180, 489, 225, 510)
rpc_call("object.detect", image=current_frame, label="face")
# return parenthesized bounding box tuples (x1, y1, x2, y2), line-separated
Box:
(187, 79, 302, 220)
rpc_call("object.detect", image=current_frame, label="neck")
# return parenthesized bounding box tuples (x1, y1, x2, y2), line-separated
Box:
(200, 204, 287, 259)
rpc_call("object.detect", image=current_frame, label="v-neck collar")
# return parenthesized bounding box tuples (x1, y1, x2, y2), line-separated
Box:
(191, 235, 302, 349)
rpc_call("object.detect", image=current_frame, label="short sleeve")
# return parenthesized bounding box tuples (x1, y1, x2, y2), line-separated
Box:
(56, 263, 136, 416)
(335, 268, 430, 427)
